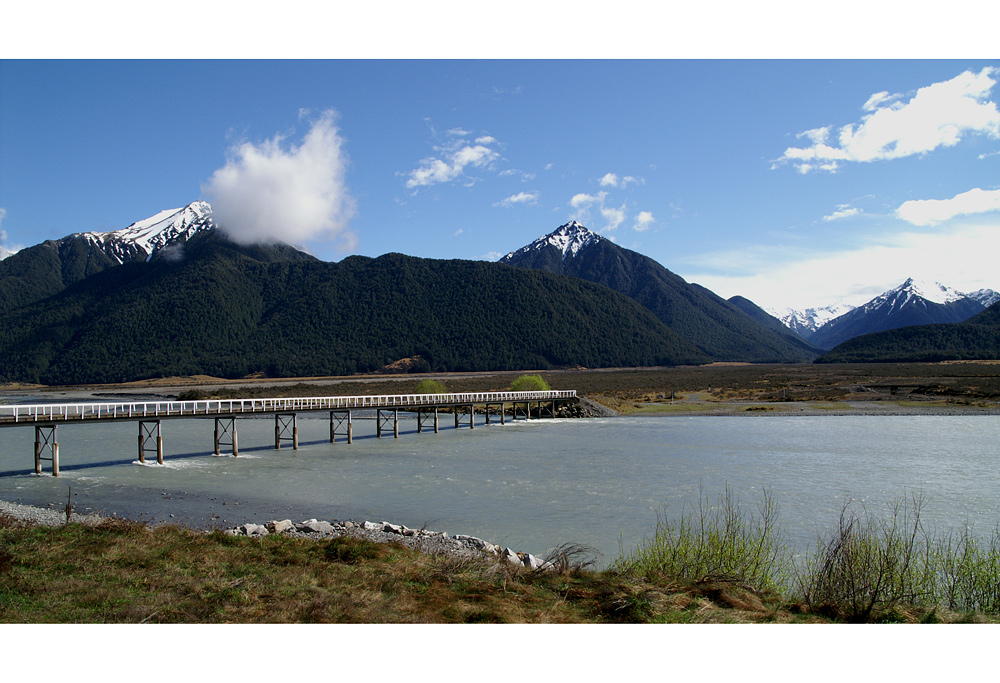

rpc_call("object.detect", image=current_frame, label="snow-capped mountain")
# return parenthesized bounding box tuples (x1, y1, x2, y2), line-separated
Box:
(967, 288, 1000, 308)
(808, 278, 990, 350)
(0, 200, 217, 315)
(500, 221, 602, 263)
(71, 200, 214, 264)
(767, 303, 857, 339)
(499, 222, 820, 362)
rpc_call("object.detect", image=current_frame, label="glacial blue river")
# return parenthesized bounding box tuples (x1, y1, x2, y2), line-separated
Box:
(2, 414, 998, 566)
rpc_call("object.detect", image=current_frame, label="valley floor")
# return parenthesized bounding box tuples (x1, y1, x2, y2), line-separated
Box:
(3, 362, 999, 416)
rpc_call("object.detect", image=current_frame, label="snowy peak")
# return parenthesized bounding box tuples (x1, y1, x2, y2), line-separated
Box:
(967, 288, 1000, 308)
(73, 201, 215, 264)
(767, 303, 856, 337)
(864, 278, 966, 315)
(500, 221, 602, 263)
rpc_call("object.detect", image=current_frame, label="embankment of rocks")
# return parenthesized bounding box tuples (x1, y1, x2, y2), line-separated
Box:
(226, 518, 555, 570)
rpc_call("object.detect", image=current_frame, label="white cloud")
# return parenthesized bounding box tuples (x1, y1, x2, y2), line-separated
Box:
(777, 67, 1000, 173)
(202, 109, 358, 251)
(601, 204, 626, 230)
(494, 191, 539, 208)
(482, 250, 504, 261)
(570, 192, 604, 208)
(680, 221, 1000, 310)
(896, 187, 1000, 226)
(599, 172, 643, 188)
(634, 211, 655, 231)
(0, 208, 18, 259)
(822, 205, 862, 222)
(405, 131, 502, 189)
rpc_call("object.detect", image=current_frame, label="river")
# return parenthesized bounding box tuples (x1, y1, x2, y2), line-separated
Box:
(2, 413, 998, 566)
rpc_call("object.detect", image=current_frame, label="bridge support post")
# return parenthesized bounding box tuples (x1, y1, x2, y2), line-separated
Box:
(34, 425, 59, 476)
(138, 420, 163, 464)
(417, 408, 438, 434)
(275, 413, 298, 450)
(330, 410, 352, 444)
(514, 402, 530, 421)
(214, 417, 239, 456)
(377, 410, 398, 439)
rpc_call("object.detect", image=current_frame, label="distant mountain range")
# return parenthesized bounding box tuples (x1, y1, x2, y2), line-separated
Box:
(2, 202, 996, 384)
(0, 205, 710, 385)
(779, 279, 998, 351)
(818, 300, 1000, 363)
(499, 222, 820, 363)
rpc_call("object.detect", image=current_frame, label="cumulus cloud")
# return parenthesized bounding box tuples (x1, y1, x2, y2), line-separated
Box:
(494, 191, 539, 208)
(601, 204, 627, 230)
(0, 208, 20, 260)
(896, 187, 1000, 226)
(776, 67, 1000, 173)
(634, 211, 655, 231)
(404, 129, 502, 189)
(202, 109, 357, 250)
(599, 173, 643, 188)
(823, 205, 863, 222)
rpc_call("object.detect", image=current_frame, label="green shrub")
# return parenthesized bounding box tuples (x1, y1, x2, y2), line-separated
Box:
(613, 486, 792, 594)
(510, 374, 550, 392)
(414, 378, 448, 394)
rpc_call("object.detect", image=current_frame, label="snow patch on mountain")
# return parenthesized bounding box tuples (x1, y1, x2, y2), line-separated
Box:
(767, 303, 856, 336)
(967, 288, 1000, 308)
(500, 221, 602, 262)
(72, 201, 214, 263)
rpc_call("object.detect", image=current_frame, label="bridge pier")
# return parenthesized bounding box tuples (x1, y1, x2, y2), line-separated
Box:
(214, 416, 239, 456)
(330, 410, 352, 443)
(513, 401, 530, 421)
(275, 413, 298, 450)
(34, 425, 59, 476)
(454, 405, 474, 429)
(484, 403, 506, 425)
(417, 407, 439, 434)
(137, 420, 164, 464)
(377, 409, 399, 439)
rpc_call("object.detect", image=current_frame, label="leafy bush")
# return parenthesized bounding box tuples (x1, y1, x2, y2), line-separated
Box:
(510, 374, 551, 392)
(414, 378, 448, 394)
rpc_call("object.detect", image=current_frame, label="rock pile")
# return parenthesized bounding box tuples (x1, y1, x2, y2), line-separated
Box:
(226, 517, 554, 571)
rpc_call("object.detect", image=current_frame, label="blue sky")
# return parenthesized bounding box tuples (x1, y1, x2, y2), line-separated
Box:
(2, 11, 999, 311)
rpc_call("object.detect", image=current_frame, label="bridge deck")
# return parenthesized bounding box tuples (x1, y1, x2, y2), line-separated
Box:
(0, 390, 577, 426)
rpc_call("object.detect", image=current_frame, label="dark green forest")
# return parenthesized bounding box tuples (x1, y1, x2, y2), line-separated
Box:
(0, 232, 709, 385)
(817, 304, 1000, 363)
(502, 235, 819, 362)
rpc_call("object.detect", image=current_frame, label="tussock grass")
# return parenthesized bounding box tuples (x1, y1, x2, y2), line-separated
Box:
(612, 486, 792, 595)
(5, 485, 1000, 623)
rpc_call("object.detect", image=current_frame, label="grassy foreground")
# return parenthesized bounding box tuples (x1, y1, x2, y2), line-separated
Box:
(4, 490, 999, 624)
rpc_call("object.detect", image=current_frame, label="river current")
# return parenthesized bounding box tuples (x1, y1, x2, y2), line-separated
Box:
(2, 414, 998, 566)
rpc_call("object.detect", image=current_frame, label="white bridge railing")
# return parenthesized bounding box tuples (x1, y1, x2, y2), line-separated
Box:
(0, 391, 578, 424)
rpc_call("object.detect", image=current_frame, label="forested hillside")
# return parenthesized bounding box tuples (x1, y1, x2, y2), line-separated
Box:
(817, 303, 1000, 363)
(0, 232, 708, 385)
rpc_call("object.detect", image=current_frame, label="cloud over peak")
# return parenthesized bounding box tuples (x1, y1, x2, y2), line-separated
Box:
(202, 109, 357, 251)
(776, 67, 1000, 173)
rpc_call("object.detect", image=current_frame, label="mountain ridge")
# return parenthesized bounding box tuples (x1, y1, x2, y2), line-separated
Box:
(500, 222, 819, 363)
